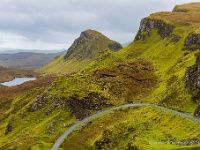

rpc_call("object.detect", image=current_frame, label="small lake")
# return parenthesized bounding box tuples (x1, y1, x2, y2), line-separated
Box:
(1, 77, 36, 87)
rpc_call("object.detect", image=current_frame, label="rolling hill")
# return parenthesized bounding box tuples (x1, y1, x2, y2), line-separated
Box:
(0, 51, 65, 70)
(0, 2, 200, 150)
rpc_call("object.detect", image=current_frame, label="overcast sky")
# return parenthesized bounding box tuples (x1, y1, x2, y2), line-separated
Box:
(0, 0, 199, 51)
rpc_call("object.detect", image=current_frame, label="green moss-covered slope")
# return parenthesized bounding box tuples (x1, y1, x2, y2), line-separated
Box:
(0, 2, 200, 150)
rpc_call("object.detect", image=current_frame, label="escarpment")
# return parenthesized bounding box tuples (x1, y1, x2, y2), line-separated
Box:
(184, 33, 200, 50)
(134, 18, 174, 41)
(185, 54, 200, 116)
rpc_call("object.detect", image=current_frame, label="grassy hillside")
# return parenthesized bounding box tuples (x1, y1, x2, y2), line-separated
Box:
(0, 2, 200, 150)
(0, 51, 65, 70)
(0, 66, 38, 83)
(61, 107, 200, 150)
(0, 76, 57, 121)
(37, 29, 122, 75)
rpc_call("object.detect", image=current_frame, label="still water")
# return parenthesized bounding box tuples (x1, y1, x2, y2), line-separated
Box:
(1, 77, 36, 86)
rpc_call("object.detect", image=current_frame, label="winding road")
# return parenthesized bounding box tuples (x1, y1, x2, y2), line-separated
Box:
(51, 103, 200, 150)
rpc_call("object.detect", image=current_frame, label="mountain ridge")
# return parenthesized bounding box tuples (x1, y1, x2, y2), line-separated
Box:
(0, 51, 65, 70)
(37, 29, 122, 75)
(0, 2, 200, 150)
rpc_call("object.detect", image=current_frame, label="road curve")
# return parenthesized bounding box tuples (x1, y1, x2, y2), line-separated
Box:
(51, 103, 200, 150)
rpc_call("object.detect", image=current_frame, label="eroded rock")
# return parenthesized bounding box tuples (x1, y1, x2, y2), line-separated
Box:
(184, 33, 200, 50)
(108, 42, 123, 51)
(80, 31, 93, 39)
(29, 95, 46, 112)
(194, 104, 200, 116)
(185, 55, 200, 90)
(185, 54, 200, 116)
(66, 92, 109, 119)
(134, 18, 174, 41)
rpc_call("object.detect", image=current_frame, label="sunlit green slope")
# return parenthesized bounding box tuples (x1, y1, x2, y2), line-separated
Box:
(0, 2, 200, 150)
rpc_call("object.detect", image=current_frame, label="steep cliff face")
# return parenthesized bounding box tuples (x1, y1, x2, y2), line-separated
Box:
(134, 18, 174, 41)
(185, 55, 200, 91)
(184, 33, 200, 50)
(185, 54, 200, 116)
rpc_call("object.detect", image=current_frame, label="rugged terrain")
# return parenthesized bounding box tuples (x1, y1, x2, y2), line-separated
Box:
(0, 2, 200, 150)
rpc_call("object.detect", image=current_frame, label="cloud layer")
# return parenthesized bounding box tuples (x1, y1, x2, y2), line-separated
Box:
(0, 0, 198, 50)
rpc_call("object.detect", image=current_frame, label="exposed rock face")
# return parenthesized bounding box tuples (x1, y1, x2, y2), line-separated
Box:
(108, 42, 123, 51)
(80, 31, 93, 39)
(185, 55, 200, 90)
(194, 104, 200, 116)
(28, 92, 109, 119)
(184, 33, 200, 50)
(66, 92, 109, 119)
(185, 54, 200, 116)
(134, 18, 174, 41)
(29, 96, 46, 111)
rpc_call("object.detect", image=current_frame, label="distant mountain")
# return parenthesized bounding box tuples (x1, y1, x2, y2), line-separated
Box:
(37, 29, 122, 75)
(0, 49, 65, 54)
(0, 51, 66, 70)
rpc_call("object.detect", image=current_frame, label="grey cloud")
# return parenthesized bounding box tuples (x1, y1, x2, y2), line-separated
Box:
(0, 0, 199, 50)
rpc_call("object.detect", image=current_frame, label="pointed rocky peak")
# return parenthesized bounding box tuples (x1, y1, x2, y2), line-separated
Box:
(80, 29, 102, 39)
(64, 29, 122, 60)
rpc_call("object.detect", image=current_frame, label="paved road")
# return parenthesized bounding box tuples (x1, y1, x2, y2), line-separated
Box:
(51, 103, 200, 150)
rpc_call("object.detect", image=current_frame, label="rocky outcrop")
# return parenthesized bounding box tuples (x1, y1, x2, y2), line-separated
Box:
(29, 95, 46, 111)
(66, 92, 109, 119)
(194, 104, 200, 116)
(185, 55, 200, 90)
(80, 31, 93, 39)
(184, 33, 200, 50)
(185, 54, 200, 116)
(28, 92, 110, 119)
(108, 42, 123, 51)
(170, 34, 181, 44)
(134, 18, 174, 41)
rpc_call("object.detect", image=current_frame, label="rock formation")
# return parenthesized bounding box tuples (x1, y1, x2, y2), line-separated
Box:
(134, 18, 174, 41)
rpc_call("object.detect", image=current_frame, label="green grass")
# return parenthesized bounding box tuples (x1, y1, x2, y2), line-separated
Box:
(0, 3, 200, 149)
(60, 107, 200, 150)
